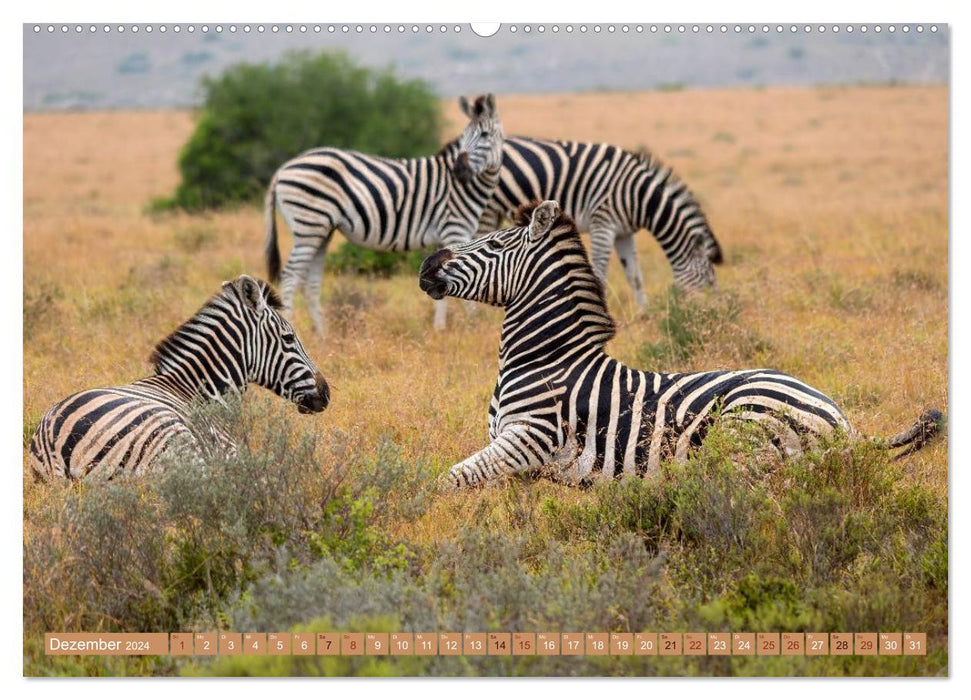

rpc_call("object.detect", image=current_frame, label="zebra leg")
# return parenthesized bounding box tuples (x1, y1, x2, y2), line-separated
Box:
(279, 243, 315, 319)
(303, 233, 334, 336)
(433, 299, 449, 331)
(613, 233, 648, 309)
(588, 226, 617, 284)
(448, 424, 551, 488)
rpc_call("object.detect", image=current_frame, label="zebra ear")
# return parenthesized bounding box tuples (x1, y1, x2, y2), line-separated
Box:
(483, 93, 496, 118)
(235, 274, 267, 312)
(529, 200, 560, 240)
(458, 95, 471, 117)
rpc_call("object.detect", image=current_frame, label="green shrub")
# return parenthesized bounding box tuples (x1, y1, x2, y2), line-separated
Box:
(22, 397, 416, 674)
(197, 529, 669, 676)
(24, 399, 322, 635)
(24, 402, 948, 677)
(159, 51, 442, 211)
(326, 243, 431, 278)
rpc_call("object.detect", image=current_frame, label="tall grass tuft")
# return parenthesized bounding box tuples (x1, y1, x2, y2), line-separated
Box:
(637, 288, 771, 368)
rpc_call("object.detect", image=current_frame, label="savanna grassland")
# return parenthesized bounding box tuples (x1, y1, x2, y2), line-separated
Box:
(23, 86, 948, 676)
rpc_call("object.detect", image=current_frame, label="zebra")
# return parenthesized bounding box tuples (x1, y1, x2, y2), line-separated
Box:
(438, 135, 722, 308)
(264, 93, 505, 334)
(28, 275, 330, 482)
(418, 200, 943, 487)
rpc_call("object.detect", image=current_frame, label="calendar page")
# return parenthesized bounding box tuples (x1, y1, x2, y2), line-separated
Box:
(22, 20, 948, 678)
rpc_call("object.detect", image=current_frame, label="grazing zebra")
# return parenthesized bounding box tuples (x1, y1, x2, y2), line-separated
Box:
(418, 201, 943, 487)
(28, 275, 330, 481)
(439, 135, 722, 307)
(265, 93, 505, 334)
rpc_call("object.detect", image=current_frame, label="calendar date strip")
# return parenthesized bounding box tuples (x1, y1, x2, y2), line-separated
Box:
(45, 631, 928, 657)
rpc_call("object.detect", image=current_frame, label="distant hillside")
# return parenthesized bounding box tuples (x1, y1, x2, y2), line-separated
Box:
(24, 24, 948, 111)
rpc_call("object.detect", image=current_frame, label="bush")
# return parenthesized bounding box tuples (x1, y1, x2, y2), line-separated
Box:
(326, 243, 431, 278)
(22, 397, 422, 675)
(158, 51, 442, 211)
(24, 404, 948, 677)
(24, 398, 326, 635)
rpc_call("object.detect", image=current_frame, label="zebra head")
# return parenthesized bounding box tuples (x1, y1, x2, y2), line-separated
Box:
(630, 147, 721, 286)
(224, 275, 330, 414)
(453, 93, 504, 185)
(420, 200, 581, 307)
(671, 233, 717, 291)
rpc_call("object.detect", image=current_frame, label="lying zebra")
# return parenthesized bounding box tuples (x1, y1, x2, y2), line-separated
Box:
(265, 93, 505, 334)
(29, 275, 330, 481)
(419, 201, 943, 487)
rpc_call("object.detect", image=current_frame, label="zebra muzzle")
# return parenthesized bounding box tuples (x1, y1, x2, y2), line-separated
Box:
(419, 250, 453, 300)
(297, 373, 330, 414)
(453, 151, 474, 185)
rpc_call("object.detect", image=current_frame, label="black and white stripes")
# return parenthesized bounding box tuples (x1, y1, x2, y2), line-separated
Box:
(265, 93, 505, 333)
(444, 136, 722, 305)
(419, 201, 940, 487)
(28, 276, 329, 481)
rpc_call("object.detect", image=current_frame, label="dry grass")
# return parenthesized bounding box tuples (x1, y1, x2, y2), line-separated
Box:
(24, 86, 947, 505)
(22, 88, 948, 676)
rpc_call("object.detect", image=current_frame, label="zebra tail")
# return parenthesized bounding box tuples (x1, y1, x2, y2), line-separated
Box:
(885, 408, 945, 459)
(264, 174, 281, 283)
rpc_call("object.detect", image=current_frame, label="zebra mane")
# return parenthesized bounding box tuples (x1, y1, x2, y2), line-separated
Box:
(625, 147, 722, 264)
(257, 282, 285, 311)
(630, 145, 660, 169)
(149, 279, 283, 371)
(512, 201, 617, 344)
(436, 136, 461, 158)
(471, 95, 488, 114)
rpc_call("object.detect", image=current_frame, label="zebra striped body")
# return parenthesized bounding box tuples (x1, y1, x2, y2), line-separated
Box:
(266, 94, 505, 334)
(29, 377, 224, 480)
(492, 362, 849, 485)
(419, 201, 937, 487)
(29, 276, 329, 481)
(440, 136, 721, 305)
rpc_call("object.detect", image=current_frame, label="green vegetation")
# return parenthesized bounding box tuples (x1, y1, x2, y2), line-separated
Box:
(326, 243, 431, 278)
(154, 51, 442, 211)
(24, 400, 947, 676)
(637, 288, 771, 368)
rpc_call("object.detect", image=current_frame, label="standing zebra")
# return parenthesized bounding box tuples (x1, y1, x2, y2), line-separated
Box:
(419, 201, 942, 487)
(439, 136, 722, 307)
(265, 93, 505, 334)
(28, 275, 330, 481)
